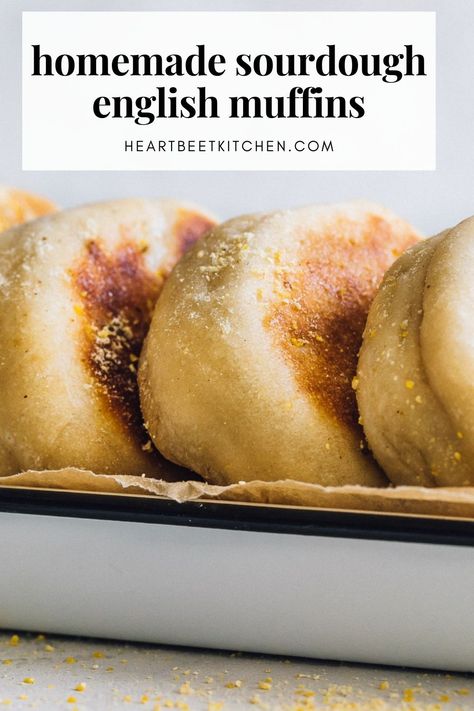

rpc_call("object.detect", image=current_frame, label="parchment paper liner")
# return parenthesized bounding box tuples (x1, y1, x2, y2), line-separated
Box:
(1, 468, 474, 519)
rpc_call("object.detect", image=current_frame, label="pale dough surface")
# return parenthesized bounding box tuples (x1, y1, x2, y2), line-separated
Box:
(357, 216, 474, 486)
(0, 198, 215, 476)
(140, 201, 420, 486)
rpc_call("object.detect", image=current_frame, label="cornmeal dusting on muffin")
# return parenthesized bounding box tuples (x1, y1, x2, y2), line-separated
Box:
(290, 337, 306, 348)
(196, 237, 253, 284)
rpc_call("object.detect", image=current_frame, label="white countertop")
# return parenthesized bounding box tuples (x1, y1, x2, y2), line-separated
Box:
(0, 631, 472, 710)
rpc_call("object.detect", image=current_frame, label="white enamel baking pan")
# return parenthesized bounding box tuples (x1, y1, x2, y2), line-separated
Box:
(0, 485, 473, 672)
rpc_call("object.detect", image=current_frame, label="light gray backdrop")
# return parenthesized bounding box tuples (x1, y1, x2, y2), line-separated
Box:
(1, 0, 473, 236)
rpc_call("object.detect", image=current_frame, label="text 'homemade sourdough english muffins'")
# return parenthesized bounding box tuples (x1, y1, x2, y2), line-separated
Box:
(357, 216, 474, 487)
(139, 201, 421, 487)
(0, 185, 56, 232)
(0, 198, 215, 476)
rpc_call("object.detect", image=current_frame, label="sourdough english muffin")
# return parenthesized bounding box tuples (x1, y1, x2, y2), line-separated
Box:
(0, 198, 215, 476)
(0, 185, 56, 232)
(357, 216, 474, 487)
(139, 201, 420, 486)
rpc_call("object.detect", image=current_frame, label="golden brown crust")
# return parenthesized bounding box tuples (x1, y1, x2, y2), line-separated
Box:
(0, 187, 56, 232)
(173, 209, 216, 257)
(70, 238, 161, 445)
(69, 211, 215, 446)
(266, 213, 419, 435)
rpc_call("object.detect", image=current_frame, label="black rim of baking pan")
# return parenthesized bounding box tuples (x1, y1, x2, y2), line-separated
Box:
(0, 485, 473, 547)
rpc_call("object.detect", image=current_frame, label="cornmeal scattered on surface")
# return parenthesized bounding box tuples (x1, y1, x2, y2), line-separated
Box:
(178, 681, 193, 695)
(0, 632, 471, 711)
(296, 687, 316, 697)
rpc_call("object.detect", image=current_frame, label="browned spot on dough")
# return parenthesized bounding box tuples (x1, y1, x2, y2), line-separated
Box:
(266, 214, 419, 433)
(70, 211, 215, 448)
(173, 209, 215, 256)
(71, 239, 162, 445)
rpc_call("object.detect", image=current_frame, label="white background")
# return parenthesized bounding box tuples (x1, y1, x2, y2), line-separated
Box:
(22, 11, 435, 171)
(1, 0, 473, 237)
